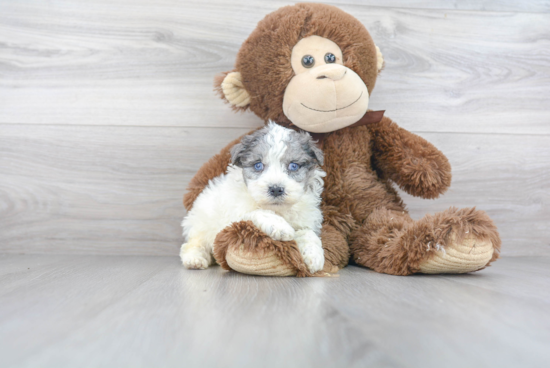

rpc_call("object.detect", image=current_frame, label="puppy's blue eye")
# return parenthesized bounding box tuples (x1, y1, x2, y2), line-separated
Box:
(288, 163, 299, 171)
(254, 162, 264, 171)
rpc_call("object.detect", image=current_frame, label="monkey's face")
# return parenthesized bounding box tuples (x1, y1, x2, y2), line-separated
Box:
(282, 36, 370, 133)
(215, 3, 384, 134)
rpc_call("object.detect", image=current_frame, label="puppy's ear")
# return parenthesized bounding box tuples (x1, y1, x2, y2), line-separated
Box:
(231, 128, 266, 167)
(230, 142, 245, 167)
(214, 70, 251, 111)
(303, 134, 324, 166)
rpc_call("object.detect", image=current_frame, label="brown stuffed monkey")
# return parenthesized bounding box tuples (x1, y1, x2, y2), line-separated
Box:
(183, 3, 501, 276)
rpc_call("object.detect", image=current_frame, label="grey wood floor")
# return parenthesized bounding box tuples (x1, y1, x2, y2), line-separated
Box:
(1, 254, 549, 368)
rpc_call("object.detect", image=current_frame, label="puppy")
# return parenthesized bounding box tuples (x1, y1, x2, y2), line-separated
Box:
(180, 122, 326, 273)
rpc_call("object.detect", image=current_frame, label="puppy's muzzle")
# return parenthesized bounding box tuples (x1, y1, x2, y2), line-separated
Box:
(268, 186, 285, 198)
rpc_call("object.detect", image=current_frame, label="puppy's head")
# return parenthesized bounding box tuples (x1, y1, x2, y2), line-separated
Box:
(231, 122, 325, 207)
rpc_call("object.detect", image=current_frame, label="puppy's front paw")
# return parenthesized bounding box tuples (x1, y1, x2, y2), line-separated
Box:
(301, 246, 325, 274)
(267, 220, 296, 241)
(180, 244, 210, 270)
(244, 210, 295, 241)
(181, 254, 209, 270)
(253, 215, 295, 241)
(295, 230, 325, 273)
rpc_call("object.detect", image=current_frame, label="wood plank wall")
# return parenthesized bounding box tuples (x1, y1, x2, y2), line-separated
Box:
(1, 0, 549, 256)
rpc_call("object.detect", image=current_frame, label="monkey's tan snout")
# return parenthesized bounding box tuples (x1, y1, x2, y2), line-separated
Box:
(313, 64, 347, 81)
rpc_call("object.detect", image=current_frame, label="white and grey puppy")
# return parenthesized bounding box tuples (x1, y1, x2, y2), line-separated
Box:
(180, 122, 326, 273)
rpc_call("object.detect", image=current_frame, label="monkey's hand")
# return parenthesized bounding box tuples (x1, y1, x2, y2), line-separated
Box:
(368, 116, 452, 199)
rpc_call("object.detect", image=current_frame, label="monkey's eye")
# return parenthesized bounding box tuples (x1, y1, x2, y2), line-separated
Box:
(301, 55, 315, 68)
(253, 162, 264, 171)
(324, 53, 336, 64)
(288, 163, 300, 171)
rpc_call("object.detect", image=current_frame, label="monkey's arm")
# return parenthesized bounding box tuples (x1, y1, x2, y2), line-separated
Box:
(183, 135, 242, 211)
(368, 116, 452, 199)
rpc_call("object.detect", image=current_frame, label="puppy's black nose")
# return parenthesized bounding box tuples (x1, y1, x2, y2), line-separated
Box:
(268, 186, 285, 197)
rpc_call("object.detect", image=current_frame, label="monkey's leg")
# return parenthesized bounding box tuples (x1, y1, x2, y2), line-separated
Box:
(212, 220, 349, 277)
(350, 207, 501, 275)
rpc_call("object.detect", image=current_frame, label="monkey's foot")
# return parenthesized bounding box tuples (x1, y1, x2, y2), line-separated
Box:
(214, 221, 303, 276)
(225, 245, 296, 276)
(352, 207, 501, 275)
(418, 234, 495, 274)
(213, 221, 338, 277)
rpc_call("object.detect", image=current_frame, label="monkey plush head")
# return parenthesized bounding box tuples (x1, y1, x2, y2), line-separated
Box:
(215, 3, 384, 133)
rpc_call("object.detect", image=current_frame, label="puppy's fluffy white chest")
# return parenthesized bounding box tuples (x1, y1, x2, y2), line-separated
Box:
(183, 165, 322, 244)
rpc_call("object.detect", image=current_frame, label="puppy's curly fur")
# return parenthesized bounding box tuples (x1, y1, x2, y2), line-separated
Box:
(181, 123, 327, 273)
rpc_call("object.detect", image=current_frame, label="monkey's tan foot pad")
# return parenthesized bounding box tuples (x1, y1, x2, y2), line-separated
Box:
(418, 235, 495, 274)
(225, 245, 338, 277)
(226, 246, 297, 276)
(213, 220, 317, 277)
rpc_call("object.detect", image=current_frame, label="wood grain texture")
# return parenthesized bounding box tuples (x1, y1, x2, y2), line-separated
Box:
(0, 125, 250, 255)
(305, 0, 550, 12)
(0, 254, 549, 368)
(1, 125, 548, 256)
(0, 1, 549, 134)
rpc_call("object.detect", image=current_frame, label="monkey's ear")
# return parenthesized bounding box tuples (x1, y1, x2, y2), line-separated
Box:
(375, 45, 385, 73)
(214, 71, 251, 109)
